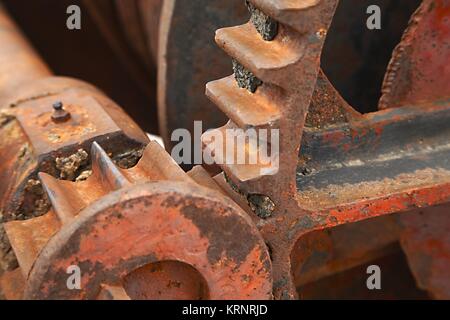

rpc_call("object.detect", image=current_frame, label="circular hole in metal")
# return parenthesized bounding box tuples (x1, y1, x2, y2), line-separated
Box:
(122, 260, 209, 300)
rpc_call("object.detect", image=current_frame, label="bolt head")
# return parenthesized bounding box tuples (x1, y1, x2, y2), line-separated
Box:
(53, 101, 63, 110)
(51, 101, 71, 123)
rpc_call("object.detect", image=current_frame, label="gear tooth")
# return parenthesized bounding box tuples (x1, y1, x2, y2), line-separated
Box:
(36, 143, 132, 225)
(127, 141, 194, 183)
(187, 166, 225, 195)
(206, 75, 281, 130)
(91, 141, 132, 190)
(249, 0, 336, 33)
(215, 22, 304, 86)
(38, 172, 83, 224)
(37, 141, 194, 227)
(4, 212, 60, 276)
(203, 0, 338, 199)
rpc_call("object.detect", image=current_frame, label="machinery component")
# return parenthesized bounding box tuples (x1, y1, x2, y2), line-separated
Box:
(0, 1, 146, 276)
(202, 0, 450, 299)
(51, 101, 71, 123)
(399, 205, 450, 300)
(0, 0, 449, 300)
(0, 5, 272, 300)
(6, 142, 272, 299)
(379, 0, 450, 109)
(156, 0, 421, 153)
(2, 0, 158, 133)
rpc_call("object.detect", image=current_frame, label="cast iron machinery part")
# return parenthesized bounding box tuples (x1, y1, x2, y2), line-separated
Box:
(0, 6, 272, 300)
(9, 142, 272, 300)
(0, 0, 445, 297)
(202, 0, 450, 299)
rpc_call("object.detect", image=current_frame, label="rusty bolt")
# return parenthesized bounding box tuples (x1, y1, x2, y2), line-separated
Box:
(51, 101, 71, 123)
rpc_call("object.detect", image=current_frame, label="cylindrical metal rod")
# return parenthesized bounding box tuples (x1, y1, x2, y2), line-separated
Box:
(0, 5, 51, 100)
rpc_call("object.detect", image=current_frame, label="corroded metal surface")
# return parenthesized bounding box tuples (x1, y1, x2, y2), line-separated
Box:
(1, 0, 449, 301)
(0, 6, 148, 284)
(6, 142, 272, 300)
(379, 0, 450, 109)
(0, 5, 50, 99)
(0, 78, 150, 224)
(0, 4, 272, 300)
(202, 0, 341, 299)
(399, 205, 450, 299)
(202, 0, 450, 300)
(25, 181, 272, 299)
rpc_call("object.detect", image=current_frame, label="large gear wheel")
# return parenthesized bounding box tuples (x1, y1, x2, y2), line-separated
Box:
(5, 142, 272, 299)
(202, 0, 450, 299)
(0, 0, 449, 301)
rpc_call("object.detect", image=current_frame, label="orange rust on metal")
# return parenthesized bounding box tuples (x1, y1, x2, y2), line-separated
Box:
(187, 165, 226, 195)
(0, 6, 166, 299)
(379, 0, 450, 109)
(399, 204, 450, 299)
(13, 142, 272, 300)
(0, 268, 25, 300)
(0, 4, 149, 227)
(202, 0, 341, 299)
(4, 140, 272, 299)
(24, 183, 271, 299)
(202, 0, 340, 207)
(122, 261, 209, 300)
(1, 8, 261, 298)
(157, 0, 352, 153)
(97, 284, 131, 300)
(37, 141, 191, 222)
(202, 0, 450, 300)
(4, 210, 60, 277)
(1, 0, 450, 301)
(0, 76, 100, 109)
(0, 5, 51, 103)
(0, 115, 38, 221)
(0, 80, 150, 223)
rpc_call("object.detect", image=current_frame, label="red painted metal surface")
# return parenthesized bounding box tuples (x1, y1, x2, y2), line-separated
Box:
(203, 0, 450, 300)
(380, 0, 450, 109)
(0, 5, 272, 300)
(1, 0, 449, 300)
(4, 142, 272, 299)
(24, 180, 272, 300)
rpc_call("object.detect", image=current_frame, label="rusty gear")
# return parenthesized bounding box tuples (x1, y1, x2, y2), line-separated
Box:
(202, 0, 450, 299)
(0, 0, 449, 301)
